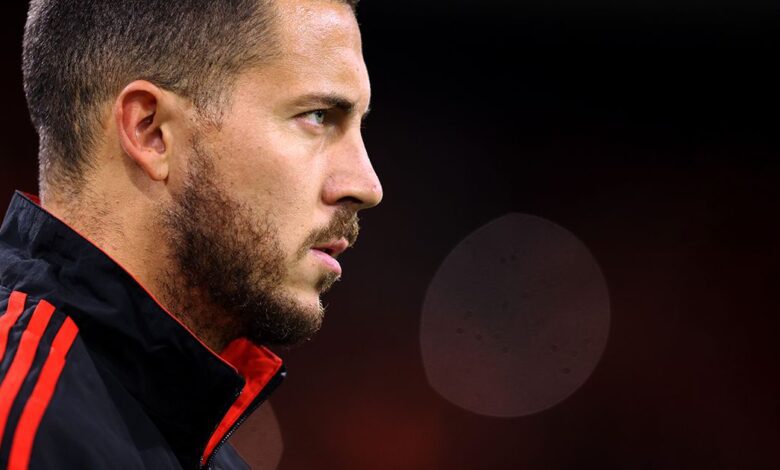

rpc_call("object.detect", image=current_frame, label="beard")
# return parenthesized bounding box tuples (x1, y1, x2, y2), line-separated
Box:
(158, 136, 359, 349)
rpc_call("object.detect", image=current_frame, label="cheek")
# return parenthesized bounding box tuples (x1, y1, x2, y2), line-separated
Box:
(228, 158, 318, 254)
(213, 117, 325, 253)
(217, 122, 315, 197)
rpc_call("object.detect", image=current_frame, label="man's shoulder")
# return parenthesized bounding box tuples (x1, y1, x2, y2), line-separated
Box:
(0, 288, 179, 469)
(0, 289, 82, 417)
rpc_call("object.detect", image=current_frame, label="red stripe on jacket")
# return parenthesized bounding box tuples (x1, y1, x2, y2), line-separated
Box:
(0, 300, 57, 445)
(0, 291, 29, 363)
(9, 316, 79, 470)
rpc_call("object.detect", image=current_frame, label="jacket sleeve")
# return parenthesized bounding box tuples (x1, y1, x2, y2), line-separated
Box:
(0, 290, 144, 470)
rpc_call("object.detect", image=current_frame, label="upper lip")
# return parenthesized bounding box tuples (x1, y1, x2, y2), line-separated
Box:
(312, 238, 349, 259)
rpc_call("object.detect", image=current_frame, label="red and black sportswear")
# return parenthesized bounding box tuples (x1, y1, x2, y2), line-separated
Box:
(0, 192, 285, 469)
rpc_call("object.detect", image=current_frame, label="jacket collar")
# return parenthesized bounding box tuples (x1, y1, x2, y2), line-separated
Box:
(0, 191, 285, 468)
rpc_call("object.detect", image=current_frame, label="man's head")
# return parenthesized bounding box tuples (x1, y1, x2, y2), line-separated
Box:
(22, 0, 382, 350)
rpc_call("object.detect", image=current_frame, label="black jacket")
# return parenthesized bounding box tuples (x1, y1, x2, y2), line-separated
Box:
(0, 192, 286, 469)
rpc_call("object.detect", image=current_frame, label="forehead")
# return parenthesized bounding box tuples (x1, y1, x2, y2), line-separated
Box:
(251, 0, 370, 108)
(278, 0, 363, 53)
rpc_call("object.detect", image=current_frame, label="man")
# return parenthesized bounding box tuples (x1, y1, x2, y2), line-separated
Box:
(0, 0, 382, 468)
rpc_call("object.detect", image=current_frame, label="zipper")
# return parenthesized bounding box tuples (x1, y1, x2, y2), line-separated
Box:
(201, 366, 287, 469)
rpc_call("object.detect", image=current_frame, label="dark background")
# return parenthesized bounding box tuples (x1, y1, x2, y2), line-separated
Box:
(2, 1, 779, 469)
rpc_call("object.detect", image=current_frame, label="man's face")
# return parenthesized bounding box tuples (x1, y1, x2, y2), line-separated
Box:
(162, 0, 382, 348)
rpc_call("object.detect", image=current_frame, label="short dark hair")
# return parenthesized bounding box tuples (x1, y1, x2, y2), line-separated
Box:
(22, 0, 358, 195)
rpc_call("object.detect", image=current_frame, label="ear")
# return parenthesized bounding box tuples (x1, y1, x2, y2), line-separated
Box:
(114, 80, 173, 182)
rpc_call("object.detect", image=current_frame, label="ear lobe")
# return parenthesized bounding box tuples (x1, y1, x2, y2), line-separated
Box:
(115, 81, 171, 182)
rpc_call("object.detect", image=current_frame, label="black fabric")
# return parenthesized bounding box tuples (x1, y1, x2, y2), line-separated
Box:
(0, 192, 284, 469)
(0, 299, 68, 466)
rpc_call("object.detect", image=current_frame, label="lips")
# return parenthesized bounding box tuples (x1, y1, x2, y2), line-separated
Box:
(310, 238, 349, 275)
(311, 238, 349, 259)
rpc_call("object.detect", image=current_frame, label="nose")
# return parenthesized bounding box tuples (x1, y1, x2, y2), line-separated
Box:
(322, 130, 383, 210)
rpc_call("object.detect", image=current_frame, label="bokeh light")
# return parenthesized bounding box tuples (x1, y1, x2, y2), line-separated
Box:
(420, 213, 610, 417)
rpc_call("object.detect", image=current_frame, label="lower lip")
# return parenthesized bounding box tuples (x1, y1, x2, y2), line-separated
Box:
(310, 249, 342, 275)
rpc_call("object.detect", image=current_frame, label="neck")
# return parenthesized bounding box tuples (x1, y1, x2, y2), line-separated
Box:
(41, 183, 234, 353)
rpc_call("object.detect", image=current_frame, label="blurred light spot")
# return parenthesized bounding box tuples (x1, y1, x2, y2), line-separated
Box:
(230, 402, 283, 469)
(420, 213, 610, 417)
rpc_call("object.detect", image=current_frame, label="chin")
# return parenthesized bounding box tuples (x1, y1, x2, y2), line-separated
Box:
(287, 285, 324, 312)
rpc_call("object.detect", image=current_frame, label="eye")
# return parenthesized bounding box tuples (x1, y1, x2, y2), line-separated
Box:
(301, 109, 327, 126)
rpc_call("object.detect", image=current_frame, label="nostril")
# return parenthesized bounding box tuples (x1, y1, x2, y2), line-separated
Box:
(337, 195, 364, 206)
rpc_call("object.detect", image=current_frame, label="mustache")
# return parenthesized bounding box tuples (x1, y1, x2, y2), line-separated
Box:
(301, 208, 360, 254)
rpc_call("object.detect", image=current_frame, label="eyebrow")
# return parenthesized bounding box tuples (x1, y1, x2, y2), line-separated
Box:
(294, 93, 372, 122)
